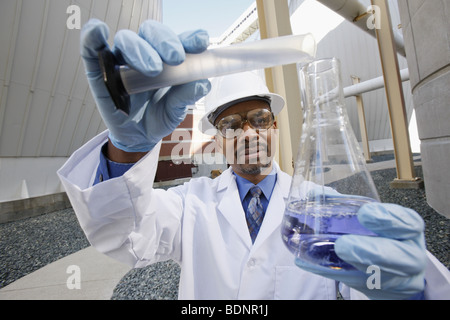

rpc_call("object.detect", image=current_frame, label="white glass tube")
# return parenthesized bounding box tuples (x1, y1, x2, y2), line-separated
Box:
(120, 34, 316, 94)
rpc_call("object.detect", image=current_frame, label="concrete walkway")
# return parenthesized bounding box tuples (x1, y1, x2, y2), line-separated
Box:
(0, 246, 130, 300)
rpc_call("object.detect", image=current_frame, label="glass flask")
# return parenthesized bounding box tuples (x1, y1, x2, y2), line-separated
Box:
(281, 58, 380, 274)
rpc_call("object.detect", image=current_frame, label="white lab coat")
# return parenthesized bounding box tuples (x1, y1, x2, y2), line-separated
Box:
(58, 131, 450, 300)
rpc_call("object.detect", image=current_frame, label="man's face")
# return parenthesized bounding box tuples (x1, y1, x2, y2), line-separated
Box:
(214, 100, 278, 176)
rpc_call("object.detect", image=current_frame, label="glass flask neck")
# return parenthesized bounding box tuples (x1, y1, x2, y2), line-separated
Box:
(293, 57, 380, 202)
(301, 58, 345, 117)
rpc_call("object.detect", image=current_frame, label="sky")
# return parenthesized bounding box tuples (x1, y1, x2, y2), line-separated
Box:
(162, 0, 255, 39)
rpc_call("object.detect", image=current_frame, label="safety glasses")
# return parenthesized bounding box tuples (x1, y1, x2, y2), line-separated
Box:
(215, 108, 275, 138)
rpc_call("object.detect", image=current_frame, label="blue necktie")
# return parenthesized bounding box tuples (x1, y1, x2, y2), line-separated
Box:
(245, 186, 265, 243)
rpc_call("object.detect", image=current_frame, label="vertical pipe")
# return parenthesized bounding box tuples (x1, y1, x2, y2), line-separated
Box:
(255, 0, 303, 175)
(351, 76, 372, 162)
(370, 0, 422, 188)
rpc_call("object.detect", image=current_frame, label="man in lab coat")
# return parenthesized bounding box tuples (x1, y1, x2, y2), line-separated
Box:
(58, 19, 450, 300)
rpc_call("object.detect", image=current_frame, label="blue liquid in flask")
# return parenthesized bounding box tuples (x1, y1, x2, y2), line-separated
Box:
(282, 195, 377, 272)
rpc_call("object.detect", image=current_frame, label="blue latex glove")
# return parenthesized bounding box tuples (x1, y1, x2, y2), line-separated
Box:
(295, 201, 427, 300)
(80, 19, 211, 152)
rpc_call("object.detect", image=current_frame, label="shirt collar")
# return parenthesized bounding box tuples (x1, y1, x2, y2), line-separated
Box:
(233, 167, 277, 201)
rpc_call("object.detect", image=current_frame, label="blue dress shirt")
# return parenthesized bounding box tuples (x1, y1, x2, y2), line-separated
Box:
(93, 143, 134, 185)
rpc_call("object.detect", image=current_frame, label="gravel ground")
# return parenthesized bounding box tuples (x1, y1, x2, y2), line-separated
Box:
(371, 165, 449, 268)
(0, 159, 448, 299)
(0, 208, 90, 288)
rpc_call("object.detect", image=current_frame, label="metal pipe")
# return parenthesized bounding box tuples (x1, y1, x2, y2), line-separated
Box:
(316, 0, 406, 56)
(343, 68, 409, 97)
(351, 76, 372, 162)
(370, 0, 421, 188)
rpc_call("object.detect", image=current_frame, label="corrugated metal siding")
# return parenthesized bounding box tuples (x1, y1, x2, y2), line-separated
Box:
(0, 0, 162, 157)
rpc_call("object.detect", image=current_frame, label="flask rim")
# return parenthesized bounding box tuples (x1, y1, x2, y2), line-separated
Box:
(300, 57, 340, 75)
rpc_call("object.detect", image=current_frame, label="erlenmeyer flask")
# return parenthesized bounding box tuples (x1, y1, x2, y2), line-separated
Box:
(282, 58, 380, 274)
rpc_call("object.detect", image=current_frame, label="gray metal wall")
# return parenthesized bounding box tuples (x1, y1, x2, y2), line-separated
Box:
(0, 0, 162, 157)
(0, 0, 162, 201)
(398, 0, 450, 218)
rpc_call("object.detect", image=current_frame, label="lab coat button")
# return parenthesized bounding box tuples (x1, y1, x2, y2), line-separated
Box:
(247, 258, 256, 268)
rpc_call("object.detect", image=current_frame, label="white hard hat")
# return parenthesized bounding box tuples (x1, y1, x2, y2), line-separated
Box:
(198, 71, 285, 133)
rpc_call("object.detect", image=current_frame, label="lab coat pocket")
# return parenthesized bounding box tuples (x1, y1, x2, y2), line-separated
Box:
(274, 266, 336, 300)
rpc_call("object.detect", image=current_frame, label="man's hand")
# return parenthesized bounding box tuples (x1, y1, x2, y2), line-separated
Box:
(80, 19, 211, 153)
(295, 202, 427, 300)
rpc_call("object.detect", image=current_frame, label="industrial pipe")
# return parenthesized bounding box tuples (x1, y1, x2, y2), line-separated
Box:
(343, 68, 409, 97)
(316, 0, 405, 56)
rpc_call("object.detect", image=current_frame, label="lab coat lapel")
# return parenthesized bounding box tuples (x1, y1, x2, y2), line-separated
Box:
(217, 169, 252, 249)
